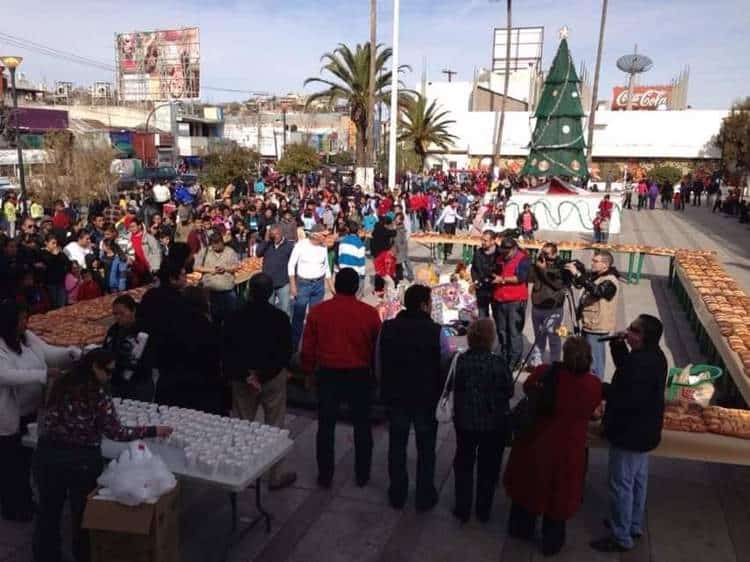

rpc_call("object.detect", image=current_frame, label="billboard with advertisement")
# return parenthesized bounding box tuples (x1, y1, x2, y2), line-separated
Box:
(611, 85, 673, 110)
(116, 27, 200, 102)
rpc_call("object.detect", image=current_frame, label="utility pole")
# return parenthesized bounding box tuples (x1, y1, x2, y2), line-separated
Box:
(492, 0, 512, 171)
(367, 0, 377, 168)
(442, 69, 457, 82)
(626, 44, 638, 111)
(387, 0, 400, 187)
(586, 0, 608, 164)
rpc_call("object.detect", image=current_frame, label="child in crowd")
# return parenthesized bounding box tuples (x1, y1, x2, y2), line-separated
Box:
(77, 269, 103, 301)
(64, 261, 82, 304)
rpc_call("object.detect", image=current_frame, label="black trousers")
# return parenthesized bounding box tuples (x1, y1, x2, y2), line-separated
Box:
(0, 429, 33, 520)
(453, 428, 505, 519)
(508, 502, 567, 556)
(388, 404, 438, 508)
(476, 293, 492, 319)
(316, 369, 374, 484)
(443, 223, 457, 259)
(33, 443, 103, 562)
(623, 192, 632, 209)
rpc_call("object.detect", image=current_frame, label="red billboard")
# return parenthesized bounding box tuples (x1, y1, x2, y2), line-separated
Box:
(611, 86, 673, 110)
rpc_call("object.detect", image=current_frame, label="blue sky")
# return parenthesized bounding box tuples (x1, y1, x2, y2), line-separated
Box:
(2, 0, 748, 108)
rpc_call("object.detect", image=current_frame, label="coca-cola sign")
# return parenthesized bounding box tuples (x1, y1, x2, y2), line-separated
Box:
(611, 86, 673, 110)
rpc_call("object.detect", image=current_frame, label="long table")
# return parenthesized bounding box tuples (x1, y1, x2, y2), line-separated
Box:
(672, 264, 750, 405)
(24, 434, 293, 562)
(588, 427, 750, 466)
(410, 233, 707, 285)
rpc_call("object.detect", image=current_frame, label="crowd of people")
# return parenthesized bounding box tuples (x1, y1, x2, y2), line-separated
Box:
(0, 167, 672, 560)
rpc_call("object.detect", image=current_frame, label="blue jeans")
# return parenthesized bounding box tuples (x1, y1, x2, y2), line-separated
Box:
(584, 330, 608, 380)
(292, 277, 325, 349)
(530, 306, 563, 366)
(269, 284, 291, 318)
(609, 447, 649, 549)
(491, 300, 526, 369)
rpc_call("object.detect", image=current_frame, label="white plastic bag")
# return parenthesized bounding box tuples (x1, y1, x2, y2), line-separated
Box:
(97, 441, 176, 506)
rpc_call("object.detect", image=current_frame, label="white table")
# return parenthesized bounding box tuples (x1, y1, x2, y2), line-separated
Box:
(23, 434, 293, 562)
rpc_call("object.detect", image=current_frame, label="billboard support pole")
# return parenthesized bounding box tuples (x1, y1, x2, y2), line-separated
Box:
(586, 0, 608, 165)
(387, 0, 400, 187)
(171, 100, 179, 168)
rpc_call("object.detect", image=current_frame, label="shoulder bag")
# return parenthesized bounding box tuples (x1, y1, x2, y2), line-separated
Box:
(508, 362, 561, 441)
(435, 351, 463, 424)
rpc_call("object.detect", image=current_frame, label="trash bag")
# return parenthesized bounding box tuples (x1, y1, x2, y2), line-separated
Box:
(97, 441, 177, 506)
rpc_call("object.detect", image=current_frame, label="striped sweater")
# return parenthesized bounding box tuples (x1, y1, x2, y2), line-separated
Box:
(338, 234, 366, 276)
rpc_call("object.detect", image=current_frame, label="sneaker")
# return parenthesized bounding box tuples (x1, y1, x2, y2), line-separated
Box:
(269, 472, 297, 491)
(590, 537, 631, 553)
(317, 475, 332, 489)
(452, 509, 470, 524)
(355, 475, 370, 488)
(416, 494, 438, 513)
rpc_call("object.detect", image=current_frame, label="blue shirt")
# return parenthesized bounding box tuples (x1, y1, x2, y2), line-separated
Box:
(363, 215, 378, 233)
(338, 234, 366, 276)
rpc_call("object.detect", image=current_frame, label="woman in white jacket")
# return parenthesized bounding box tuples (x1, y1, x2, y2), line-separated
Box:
(0, 301, 79, 522)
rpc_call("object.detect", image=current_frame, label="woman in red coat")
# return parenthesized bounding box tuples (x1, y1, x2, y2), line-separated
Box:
(504, 336, 602, 556)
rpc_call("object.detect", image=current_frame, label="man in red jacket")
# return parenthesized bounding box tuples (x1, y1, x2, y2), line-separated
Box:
(301, 268, 382, 488)
(492, 237, 530, 369)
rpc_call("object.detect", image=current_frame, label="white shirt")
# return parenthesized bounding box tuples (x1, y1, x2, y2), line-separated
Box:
(63, 241, 92, 269)
(288, 239, 331, 280)
(153, 183, 171, 203)
(436, 206, 459, 226)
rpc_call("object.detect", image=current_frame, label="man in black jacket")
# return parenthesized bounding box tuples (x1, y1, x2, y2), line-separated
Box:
(591, 314, 667, 553)
(470, 230, 499, 318)
(223, 273, 296, 490)
(377, 285, 446, 511)
(529, 242, 566, 366)
(256, 224, 295, 316)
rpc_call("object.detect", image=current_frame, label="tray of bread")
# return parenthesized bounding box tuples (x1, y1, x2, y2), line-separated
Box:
(664, 403, 750, 439)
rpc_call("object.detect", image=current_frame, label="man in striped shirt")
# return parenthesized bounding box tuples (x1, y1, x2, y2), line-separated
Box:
(337, 221, 366, 295)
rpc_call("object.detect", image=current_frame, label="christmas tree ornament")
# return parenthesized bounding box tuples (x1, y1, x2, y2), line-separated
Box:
(521, 28, 589, 179)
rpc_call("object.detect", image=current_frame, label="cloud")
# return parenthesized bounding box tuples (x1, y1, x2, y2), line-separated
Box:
(1, 0, 747, 108)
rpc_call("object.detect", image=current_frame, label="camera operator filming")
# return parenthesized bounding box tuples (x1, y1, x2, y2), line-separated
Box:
(564, 251, 619, 380)
(528, 243, 567, 367)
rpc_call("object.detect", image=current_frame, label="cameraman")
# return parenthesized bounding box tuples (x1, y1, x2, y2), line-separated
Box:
(565, 250, 619, 380)
(529, 243, 566, 367)
(471, 230, 499, 318)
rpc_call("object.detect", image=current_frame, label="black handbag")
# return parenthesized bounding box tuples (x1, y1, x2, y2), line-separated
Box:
(508, 362, 560, 442)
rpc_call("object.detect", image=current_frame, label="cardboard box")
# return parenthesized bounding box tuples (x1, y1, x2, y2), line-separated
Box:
(81, 483, 180, 562)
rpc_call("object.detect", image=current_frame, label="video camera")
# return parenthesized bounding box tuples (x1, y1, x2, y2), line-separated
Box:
(559, 258, 586, 286)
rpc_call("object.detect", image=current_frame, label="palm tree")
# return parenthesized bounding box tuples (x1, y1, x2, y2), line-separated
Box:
(398, 94, 458, 171)
(304, 42, 408, 166)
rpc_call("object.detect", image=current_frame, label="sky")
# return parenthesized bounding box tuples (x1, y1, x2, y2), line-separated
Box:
(1, 0, 748, 109)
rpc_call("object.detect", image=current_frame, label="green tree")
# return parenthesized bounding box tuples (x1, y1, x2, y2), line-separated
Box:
(304, 42, 409, 166)
(648, 165, 682, 186)
(330, 150, 355, 167)
(276, 143, 321, 175)
(521, 36, 588, 178)
(201, 145, 260, 188)
(398, 94, 457, 171)
(716, 98, 750, 178)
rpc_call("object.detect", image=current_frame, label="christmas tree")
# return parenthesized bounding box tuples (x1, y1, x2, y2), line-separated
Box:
(521, 27, 589, 179)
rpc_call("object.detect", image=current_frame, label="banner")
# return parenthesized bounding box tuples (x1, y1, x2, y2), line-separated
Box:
(611, 86, 672, 110)
(116, 27, 200, 102)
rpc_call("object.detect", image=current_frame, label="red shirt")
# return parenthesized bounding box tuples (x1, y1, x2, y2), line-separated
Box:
(374, 250, 397, 278)
(52, 210, 70, 231)
(301, 295, 382, 375)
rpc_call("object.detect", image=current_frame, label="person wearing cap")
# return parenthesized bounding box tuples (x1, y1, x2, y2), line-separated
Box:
(492, 237, 530, 368)
(194, 232, 240, 327)
(223, 273, 297, 490)
(288, 224, 335, 349)
(300, 269, 381, 488)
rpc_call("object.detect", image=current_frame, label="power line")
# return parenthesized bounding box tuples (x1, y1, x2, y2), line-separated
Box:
(0, 31, 264, 97)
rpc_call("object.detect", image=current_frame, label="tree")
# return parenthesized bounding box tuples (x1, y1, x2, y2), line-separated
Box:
(304, 42, 410, 167)
(201, 145, 260, 188)
(276, 143, 321, 175)
(649, 165, 682, 186)
(521, 35, 588, 179)
(716, 98, 750, 179)
(36, 131, 118, 205)
(330, 150, 355, 167)
(398, 94, 457, 171)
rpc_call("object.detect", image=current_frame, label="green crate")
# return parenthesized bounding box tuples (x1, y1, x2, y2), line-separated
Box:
(666, 364, 723, 402)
